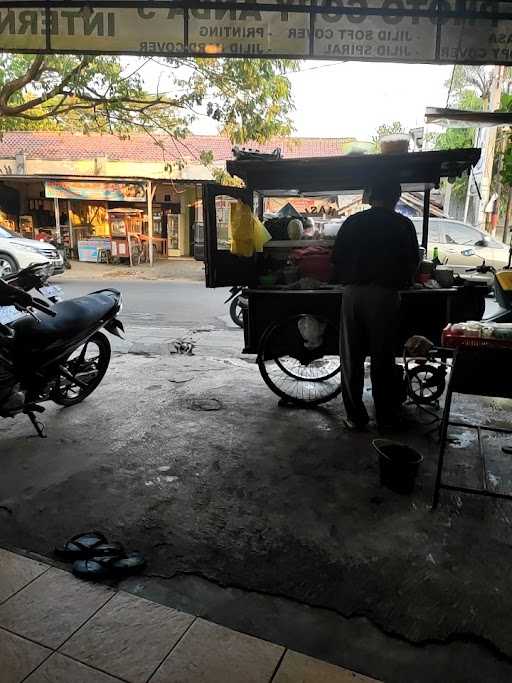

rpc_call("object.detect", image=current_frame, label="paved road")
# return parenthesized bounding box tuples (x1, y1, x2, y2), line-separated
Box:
(56, 279, 231, 328)
(57, 279, 504, 325)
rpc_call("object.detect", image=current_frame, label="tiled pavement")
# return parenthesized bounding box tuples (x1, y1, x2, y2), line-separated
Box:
(0, 548, 381, 683)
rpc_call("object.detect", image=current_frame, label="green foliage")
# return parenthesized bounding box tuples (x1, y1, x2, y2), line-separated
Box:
(211, 168, 244, 187)
(435, 127, 475, 151)
(501, 136, 512, 187)
(433, 82, 485, 200)
(173, 57, 297, 144)
(445, 65, 493, 104)
(0, 54, 296, 145)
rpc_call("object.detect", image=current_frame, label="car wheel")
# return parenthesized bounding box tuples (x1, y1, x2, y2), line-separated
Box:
(0, 253, 17, 277)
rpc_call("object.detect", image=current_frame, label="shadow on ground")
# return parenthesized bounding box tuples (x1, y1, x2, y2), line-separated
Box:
(2, 345, 512, 682)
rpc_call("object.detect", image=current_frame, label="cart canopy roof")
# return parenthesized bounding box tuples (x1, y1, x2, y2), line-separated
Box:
(226, 149, 481, 196)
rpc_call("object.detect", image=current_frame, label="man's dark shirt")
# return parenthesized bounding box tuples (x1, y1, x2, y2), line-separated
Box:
(332, 207, 419, 289)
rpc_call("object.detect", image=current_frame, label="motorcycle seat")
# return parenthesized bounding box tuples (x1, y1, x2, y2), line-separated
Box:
(12, 291, 120, 350)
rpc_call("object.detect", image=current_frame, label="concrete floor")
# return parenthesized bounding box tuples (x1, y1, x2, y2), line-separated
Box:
(2, 282, 512, 681)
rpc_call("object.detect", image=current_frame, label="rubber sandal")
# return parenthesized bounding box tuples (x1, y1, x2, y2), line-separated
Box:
(72, 557, 113, 581)
(54, 531, 108, 561)
(72, 552, 146, 582)
(91, 542, 125, 557)
(110, 552, 146, 575)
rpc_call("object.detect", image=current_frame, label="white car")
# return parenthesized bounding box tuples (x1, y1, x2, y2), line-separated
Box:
(0, 226, 64, 277)
(411, 218, 511, 271)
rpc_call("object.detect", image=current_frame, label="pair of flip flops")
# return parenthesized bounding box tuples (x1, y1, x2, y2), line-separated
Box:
(55, 531, 146, 581)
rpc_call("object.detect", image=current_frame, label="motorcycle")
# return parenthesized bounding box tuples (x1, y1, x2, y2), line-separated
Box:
(4, 262, 63, 304)
(461, 252, 512, 324)
(47, 238, 72, 270)
(0, 271, 123, 437)
(225, 286, 244, 328)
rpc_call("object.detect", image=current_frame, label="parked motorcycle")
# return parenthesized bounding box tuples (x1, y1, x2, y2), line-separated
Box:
(0, 271, 123, 437)
(49, 238, 72, 269)
(4, 262, 63, 304)
(461, 256, 512, 323)
(225, 286, 244, 328)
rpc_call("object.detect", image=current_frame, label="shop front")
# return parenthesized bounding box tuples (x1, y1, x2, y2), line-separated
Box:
(0, 175, 203, 264)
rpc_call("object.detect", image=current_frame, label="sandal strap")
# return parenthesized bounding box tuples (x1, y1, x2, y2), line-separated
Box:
(66, 531, 108, 552)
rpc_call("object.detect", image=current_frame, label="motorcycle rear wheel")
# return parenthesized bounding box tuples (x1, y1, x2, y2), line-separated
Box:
(52, 332, 111, 406)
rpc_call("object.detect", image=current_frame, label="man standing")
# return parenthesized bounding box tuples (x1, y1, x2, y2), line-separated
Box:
(333, 180, 419, 430)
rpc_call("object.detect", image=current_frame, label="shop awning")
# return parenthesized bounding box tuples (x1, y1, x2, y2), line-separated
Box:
(226, 149, 481, 195)
(425, 107, 512, 128)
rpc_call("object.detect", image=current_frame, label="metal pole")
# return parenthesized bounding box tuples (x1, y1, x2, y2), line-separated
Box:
(53, 198, 61, 242)
(463, 171, 473, 224)
(147, 180, 154, 267)
(422, 187, 430, 250)
(464, 128, 479, 224)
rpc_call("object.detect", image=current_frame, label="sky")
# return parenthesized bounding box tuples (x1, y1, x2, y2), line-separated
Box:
(284, 61, 453, 140)
(135, 58, 453, 141)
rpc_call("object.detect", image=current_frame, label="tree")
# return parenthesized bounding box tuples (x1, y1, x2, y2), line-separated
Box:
(446, 65, 493, 106)
(0, 54, 297, 146)
(432, 87, 485, 202)
(437, 67, 512, 225)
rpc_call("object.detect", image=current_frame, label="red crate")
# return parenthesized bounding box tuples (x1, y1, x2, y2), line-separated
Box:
(442, 326, 512, 350)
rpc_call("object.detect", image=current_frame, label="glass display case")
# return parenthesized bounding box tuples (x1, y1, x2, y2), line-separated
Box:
(167, 212, 180, 254)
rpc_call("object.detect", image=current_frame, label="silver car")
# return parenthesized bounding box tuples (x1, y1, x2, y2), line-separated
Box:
(411, 218, 510, 271)
(0, 226, 64, 276)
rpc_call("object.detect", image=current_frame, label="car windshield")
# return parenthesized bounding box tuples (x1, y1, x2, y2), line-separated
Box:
(0, 226, 14, 239)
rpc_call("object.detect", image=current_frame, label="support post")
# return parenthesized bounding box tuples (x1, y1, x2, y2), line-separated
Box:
(53, 198, 61, 242)
(67, 200, 74, 249)
(147, 180, 154, 267)
(463, 129, 479, 224)
(422, 187, 430, 251)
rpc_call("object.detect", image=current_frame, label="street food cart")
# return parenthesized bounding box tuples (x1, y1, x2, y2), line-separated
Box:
(202, 149, 486, 406)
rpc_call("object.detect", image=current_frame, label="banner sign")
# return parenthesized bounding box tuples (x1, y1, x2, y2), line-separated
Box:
(45, 180, 147, 202)
(3, 2, 512, 64)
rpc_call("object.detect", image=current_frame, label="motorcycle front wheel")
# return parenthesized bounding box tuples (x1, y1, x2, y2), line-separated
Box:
(52, 332, 111, 406)
(229, 295, 244, 328)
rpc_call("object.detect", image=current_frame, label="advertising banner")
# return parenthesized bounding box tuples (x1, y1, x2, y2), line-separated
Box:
(45, 180, 147, 202)
(2, 2, 512, 64)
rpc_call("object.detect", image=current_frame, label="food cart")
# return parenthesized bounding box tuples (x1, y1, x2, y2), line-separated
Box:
(109, 207, 143, 262)
(202, 149, 486, 406)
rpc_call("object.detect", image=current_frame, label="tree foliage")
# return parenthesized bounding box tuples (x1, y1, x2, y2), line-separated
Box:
(0, 54, 297, 145)
(434, 89, 483, 153)
(498, 93, 512, 189)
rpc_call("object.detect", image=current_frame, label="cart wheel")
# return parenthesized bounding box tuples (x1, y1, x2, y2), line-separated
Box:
(257, 315, 342, 406)
(407, 363, 446, 405)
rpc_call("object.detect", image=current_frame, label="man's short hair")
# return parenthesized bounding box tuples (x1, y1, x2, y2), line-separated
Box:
(368, 180, 402, 205)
